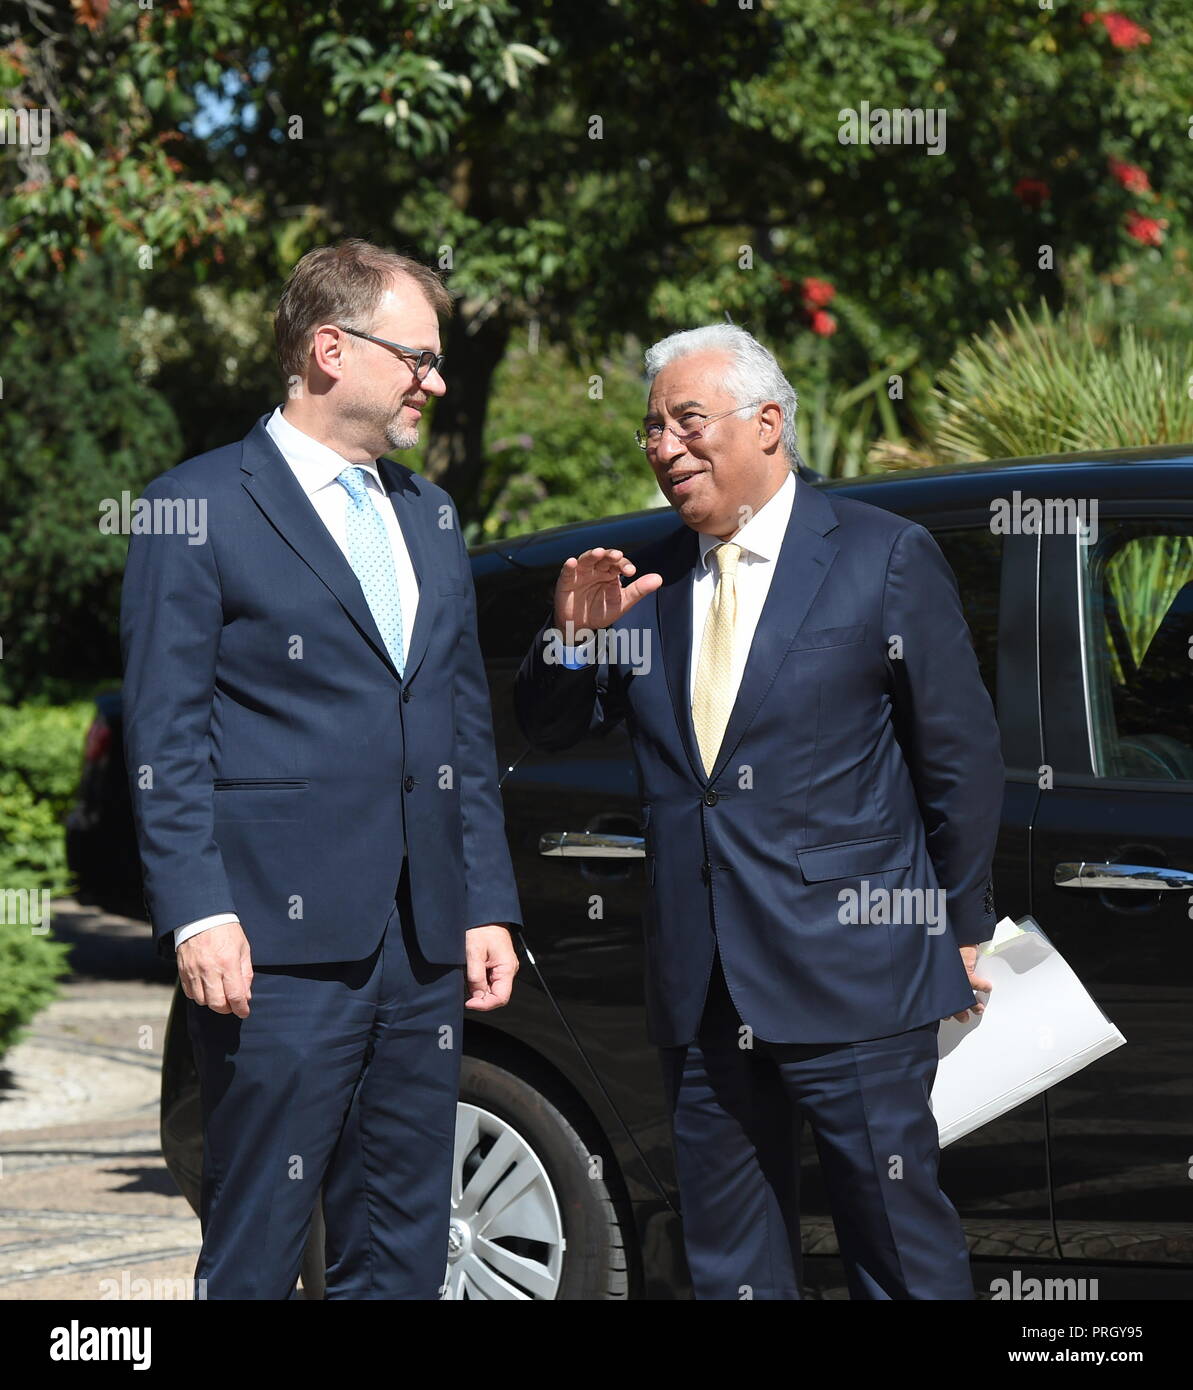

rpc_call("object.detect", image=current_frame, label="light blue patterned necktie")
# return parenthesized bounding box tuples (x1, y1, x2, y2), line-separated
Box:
(336, 464, 406, 676)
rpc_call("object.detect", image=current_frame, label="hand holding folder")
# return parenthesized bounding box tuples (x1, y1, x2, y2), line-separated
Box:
(931, 915, 1127, 1147)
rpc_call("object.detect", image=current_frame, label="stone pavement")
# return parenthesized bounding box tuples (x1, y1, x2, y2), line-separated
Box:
(0, 900, 201, 1300)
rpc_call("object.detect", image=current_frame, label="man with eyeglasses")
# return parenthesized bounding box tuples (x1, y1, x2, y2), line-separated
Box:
(515, 323, 1003, 1299)
(120, 239, 521, 1298)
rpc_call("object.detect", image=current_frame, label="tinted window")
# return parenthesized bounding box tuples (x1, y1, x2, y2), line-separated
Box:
(476, 563, 558, 662)
(932, 528, 1001, 707)
(1079, 519, 1193, 781)
(475, 562, 563, 767)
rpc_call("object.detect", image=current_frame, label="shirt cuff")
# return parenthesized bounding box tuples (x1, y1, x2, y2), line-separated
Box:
(174, 913, 239, 948)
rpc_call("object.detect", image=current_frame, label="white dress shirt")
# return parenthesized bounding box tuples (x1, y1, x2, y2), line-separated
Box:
(689, 469, 796, 704)
(174, 406, 421, 949)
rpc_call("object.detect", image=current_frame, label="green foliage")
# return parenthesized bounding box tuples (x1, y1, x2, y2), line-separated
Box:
(3, 0, 1193, 651)
(878, 301, 1193, 467)
(0, 920, 71, 1060)
(478, 340, 661, 540)
(0, 259, 182, 701)
(0, 702, 93, 894)
(6, 0, 1190, 493)
(1106, 534, 1193, 678)
(802, 352, 921, 478)
(1063, 235, 1193, 345)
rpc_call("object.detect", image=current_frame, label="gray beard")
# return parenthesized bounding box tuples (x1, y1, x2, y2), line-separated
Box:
(385, 416, 420, 451)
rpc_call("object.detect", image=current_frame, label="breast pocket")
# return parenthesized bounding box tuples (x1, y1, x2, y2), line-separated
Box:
(795, 833, 909, 883)
(212, 780, 309, 822)
(790, 623, 867, 652)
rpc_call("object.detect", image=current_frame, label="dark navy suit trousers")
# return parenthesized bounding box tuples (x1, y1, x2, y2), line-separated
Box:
(660, 950, 974, 1300)
(187, 860, 463, 1299)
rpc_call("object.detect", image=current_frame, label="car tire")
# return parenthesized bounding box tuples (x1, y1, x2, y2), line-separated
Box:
(450, 1054, 630, 1301)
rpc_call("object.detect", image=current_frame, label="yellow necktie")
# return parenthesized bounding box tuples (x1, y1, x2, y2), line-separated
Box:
(692, 541, 742, 777)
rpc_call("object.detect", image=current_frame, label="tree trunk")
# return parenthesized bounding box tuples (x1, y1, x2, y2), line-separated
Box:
(423, 302, 511, 529)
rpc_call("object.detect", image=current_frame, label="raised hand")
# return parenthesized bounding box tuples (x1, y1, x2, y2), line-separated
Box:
(553, 547, 663, 636)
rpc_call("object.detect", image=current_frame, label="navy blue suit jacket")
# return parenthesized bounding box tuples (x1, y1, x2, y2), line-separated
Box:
(120, 413, 522, 966)
(516, 479, 1003, 1047)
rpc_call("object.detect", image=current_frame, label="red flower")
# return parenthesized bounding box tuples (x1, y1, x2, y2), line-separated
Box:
(810, 310, 837, 337)
(1108, 157, 1150, 193)
(1013, 178, 1051, 208)
(801, 276, 835, 307)
(70, 0, 111, 32)
(1124, 211, 1165, 246)
(1082, 11, 1151, 49)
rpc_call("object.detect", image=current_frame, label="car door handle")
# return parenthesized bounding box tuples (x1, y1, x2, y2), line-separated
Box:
(1054, 861, 1193, 891)
(539, 831, 646, 859)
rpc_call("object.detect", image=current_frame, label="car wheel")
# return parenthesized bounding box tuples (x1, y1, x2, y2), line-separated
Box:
(444, 1056, 630, 1300)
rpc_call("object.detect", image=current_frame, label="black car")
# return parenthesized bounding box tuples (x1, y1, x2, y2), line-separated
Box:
(72, 448, 1193, 1298)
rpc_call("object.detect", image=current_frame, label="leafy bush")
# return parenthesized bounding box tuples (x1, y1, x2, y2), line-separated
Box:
(0, 922, 70, 1060)
(479, 341, 663, 540)
(0, 702, 88, 1055)
(0, 260, 181, 703)
(0, 702, 93, 893)
(872, 302, 1193, 468)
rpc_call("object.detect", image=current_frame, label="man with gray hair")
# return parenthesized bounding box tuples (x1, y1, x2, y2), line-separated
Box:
(515, 324, 1003, 1299)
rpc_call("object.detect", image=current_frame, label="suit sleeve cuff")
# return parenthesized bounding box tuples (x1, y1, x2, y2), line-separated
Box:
(174, 913, 239, 948)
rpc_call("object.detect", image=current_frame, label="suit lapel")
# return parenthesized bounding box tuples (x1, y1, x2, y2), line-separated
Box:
(239, 416, 404, 680)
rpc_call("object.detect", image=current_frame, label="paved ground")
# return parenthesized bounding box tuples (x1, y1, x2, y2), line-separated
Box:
(0, 901, 202, 1300)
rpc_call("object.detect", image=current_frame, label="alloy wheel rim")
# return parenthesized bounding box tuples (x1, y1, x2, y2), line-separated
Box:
(442, 1101, 566, 1300)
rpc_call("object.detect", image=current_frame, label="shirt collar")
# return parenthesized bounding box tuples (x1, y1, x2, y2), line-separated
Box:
(265, 406, 386, 496)
(697, 469, 797, 571)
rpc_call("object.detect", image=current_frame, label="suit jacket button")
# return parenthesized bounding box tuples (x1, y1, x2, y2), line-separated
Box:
(402, 687, 411, 703)
(701, 860, 711, 883)
(404, 775, 415, 792)
(704, 789, 719, 806)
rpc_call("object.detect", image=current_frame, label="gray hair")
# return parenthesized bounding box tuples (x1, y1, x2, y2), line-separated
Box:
(643, 324, 798, 467)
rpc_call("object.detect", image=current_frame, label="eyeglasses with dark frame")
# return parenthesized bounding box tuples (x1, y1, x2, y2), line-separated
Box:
(338, 326, 446, 381)
(635, 400, 764, 451)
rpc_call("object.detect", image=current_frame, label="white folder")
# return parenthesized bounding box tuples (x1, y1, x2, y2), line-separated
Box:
(931, 914, 1126, 1148)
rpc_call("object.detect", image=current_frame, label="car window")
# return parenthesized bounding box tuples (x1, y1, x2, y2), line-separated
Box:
(931, 528, 1001, 708)
(476, 563, 558, 662)
(1079, 519, 1193, 781)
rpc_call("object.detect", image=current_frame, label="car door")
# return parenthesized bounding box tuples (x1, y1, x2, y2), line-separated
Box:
(1032, 499, 1193, 1271)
